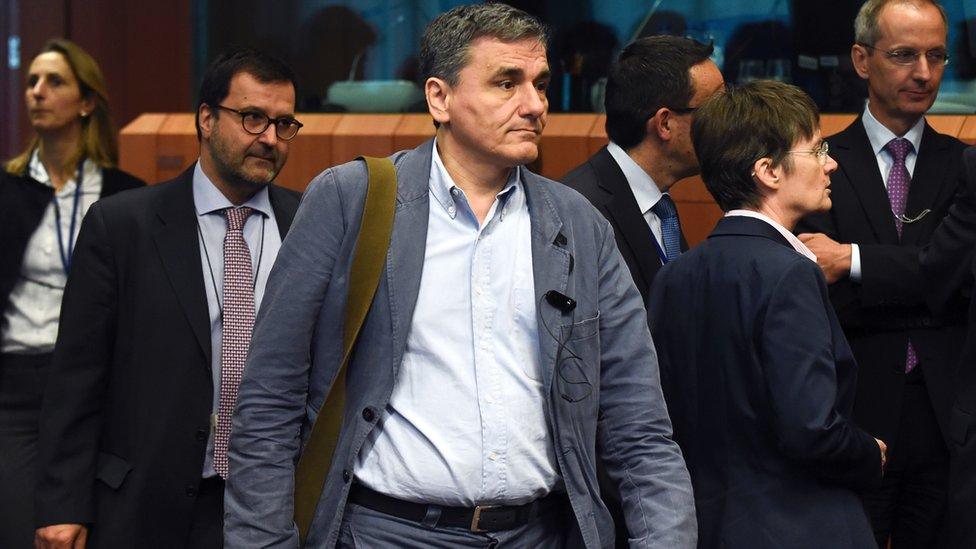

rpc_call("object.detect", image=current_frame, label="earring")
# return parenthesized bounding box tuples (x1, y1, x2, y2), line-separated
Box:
(80, 111, 89, 118)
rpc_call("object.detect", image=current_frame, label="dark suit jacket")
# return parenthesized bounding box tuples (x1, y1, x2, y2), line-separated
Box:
(563, 146, 689, 303)
(0, 168, 144, 325)
(649, 216, 881, 549)
(34, 167, 300, 547)
(796, 118, 967, 447)
(562, 145, 691, 546)
(922, 145, 976, 547)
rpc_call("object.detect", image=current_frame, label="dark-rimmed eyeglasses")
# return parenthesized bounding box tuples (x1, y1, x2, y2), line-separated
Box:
(211, 104, 303, 141)
(857, 43, 949, 67)
(787, 140, 830, 165)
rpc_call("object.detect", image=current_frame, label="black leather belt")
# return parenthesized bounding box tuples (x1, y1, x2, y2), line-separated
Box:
(347, 483, 566, 533)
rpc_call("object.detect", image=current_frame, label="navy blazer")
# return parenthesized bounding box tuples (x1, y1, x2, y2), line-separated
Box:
(649, 216, 880, 549)
(563, 146, 689, 304)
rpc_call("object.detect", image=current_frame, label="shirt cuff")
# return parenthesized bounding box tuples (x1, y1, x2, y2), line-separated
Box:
(850, 243, 861, 283)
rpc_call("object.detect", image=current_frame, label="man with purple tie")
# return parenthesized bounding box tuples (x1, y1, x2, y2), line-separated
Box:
(795, 1, 967, 545)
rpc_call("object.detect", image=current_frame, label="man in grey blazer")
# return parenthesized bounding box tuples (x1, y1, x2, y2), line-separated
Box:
(225, 4, 696, 548)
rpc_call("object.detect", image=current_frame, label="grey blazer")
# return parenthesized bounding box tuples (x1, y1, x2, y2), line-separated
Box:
(224, 139, 696, 548)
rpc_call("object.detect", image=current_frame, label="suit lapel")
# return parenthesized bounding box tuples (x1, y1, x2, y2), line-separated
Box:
(268, 184, 299, 237)
(831, 120, 899, 244)
(590, 147, 662, 287)
(524, 171, 572, 391)
(386, 141, 433, 376)
(903, 124, 952, 245)
(152, 169, 212, 365)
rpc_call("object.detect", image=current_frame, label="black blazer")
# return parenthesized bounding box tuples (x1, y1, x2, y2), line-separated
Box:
(562, 146, 688, 302)
(649, 216, 880, 549)
(0, 168, 144, 326)
(922, 145, 976, 548)
(796, 118, 968, 447)
(34, 167, 300, 546)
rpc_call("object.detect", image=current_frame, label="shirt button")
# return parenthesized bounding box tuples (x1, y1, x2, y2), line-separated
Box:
(342, 469, 352, 483)
(489, 453, 499, 462)
(362, 407, 376, 422)
(448, 206, 456, 216)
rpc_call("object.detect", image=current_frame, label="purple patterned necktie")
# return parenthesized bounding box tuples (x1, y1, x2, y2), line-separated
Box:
(884, 137, 919, 373)
(214, 206, 256, 478)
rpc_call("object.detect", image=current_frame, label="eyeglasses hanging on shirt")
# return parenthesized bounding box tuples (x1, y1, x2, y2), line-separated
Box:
(894, 209, 931, 224)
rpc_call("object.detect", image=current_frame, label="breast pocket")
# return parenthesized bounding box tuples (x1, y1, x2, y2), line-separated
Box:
(555, 313, 600, 404)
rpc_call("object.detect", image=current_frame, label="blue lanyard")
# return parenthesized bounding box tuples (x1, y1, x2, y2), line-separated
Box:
(52, 159, 86, 275)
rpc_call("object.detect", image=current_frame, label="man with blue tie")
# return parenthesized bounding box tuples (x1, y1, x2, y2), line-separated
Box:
(563, 35, 725, 303)
(796, 1, 967, 545)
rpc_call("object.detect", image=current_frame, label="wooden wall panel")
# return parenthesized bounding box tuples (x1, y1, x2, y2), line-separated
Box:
(926, 115, 967, 139)
(118, 113, 166, 183)
(119, 112, 976, 246)
(588, 114, 608, 155)
(275, 114, 342, 192)
(538, 114, 599, 180)
(156, 114, 198, 181)
(957, 116, 976, 145)
(331, 114, 402, 168)
(393, 114, 436, 152)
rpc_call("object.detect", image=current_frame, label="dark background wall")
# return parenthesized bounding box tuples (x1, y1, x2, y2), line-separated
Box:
(0, 0, 192, 160)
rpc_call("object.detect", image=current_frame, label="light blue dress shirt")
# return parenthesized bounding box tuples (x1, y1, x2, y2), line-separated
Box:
(848, 104, 925, 282)
(353, 142, 561, 505)
(606, 141, 670, 257)
(192, 163, 282, 478)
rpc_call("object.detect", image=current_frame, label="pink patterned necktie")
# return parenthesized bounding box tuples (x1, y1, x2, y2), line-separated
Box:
(884, 137, 919, 373)
(214, 206, 256, 478)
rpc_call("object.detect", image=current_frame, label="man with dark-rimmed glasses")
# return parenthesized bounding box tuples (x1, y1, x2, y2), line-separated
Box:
(796, 1, 967, 546)
(34, 47, 301, 548)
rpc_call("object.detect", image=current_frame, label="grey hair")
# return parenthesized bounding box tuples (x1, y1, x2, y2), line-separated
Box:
(854, 0, 948, 46)
(420, 3, 549, 87)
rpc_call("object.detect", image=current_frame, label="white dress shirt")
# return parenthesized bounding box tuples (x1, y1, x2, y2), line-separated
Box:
(2, 150, 102, 353)
(848, 104, 925, 282)
(192, 163, 282, 477)
(606, 141, 672, 260)
(354, 141, 561, 505)
(726, 210, 818, 262)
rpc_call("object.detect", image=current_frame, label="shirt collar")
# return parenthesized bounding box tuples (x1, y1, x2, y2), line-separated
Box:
(606, 141, 663, 215)
(862, 103, 925, 157)
(429, 138, 522, 220)
(724, 209, 818, 263)
(192, 161, 272, 218)
(28, 148, 99, 194)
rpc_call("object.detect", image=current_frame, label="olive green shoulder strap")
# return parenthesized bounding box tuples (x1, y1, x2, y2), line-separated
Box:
(293, 156, 397, 545)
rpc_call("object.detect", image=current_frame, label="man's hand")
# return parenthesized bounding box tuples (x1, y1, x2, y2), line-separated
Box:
(876, 438, 888, 471)
(35, 524, 87, 549)
(797, 233, 852, 283)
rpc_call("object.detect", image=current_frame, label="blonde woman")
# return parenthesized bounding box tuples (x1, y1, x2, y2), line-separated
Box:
(0, 38, 143, 547)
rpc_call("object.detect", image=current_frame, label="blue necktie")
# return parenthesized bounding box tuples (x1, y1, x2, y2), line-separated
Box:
(651, 193, 682, 262)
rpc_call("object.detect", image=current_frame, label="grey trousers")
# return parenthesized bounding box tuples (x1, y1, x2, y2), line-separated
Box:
(337, 500, 582, 548)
